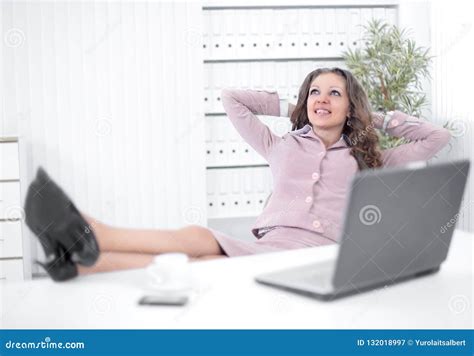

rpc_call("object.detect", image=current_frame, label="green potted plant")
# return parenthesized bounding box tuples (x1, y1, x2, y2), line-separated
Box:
(342, 19, 432, 149)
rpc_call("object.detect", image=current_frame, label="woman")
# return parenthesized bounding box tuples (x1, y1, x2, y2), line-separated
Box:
(24, 67, 451, 281)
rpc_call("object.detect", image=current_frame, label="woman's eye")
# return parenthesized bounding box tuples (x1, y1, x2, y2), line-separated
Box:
(331, 90, 341, 96)
(309, 89, 319, 95)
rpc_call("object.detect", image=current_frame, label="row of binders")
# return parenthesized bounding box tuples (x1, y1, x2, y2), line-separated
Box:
(204, 60, 344, 114)
(207, 166, 273, 218)
(203, 7, 397, 60)
(206, 115, 291, 167)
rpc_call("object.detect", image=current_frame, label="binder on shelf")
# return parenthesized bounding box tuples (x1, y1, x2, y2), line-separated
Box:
(208, 13, 217, 60)
(373, 7, 386, 22)
(312, 8, 324, 58)
(323, 8, 337, 57)
(348, 8, 361, 51)
(216, 169, 230, 218)
(249, 10, 260, 59)
(289, 63, 300, 103)
(229, 170, 243, 215)
(237, 11, 249, 59)
(227, 125, 242, 166)
(335, 8, 349, 55)
(204, 64, 213, 113)
(234, 9, 246, 59)
(301, 61, 315, 79)
(243, 139, 256, 165)
(206, 170, 217, 217)
(274, 9, 286, 58)
(275, 61, 289, 100)
(213, 64, 225, 113)
(226, 62, 237, 89)
(299, 8, 312, 58)
(262, 64, 274, 92)
(261, 9, 274, 59)
(225, 116, 238, 166)
(205, 116, 214, 166)
(212, 10, 226, 60)
(221, 9, 235, 60)
(236, 62, 248, 89)
(215, 116, 228, 165)
(360, 8, 374, 48)
(203, 11, 212, 59)
(386, 8, 397, 25)
(286, 9, 300, 59)
(254, 167, 269, 212)
(252, 62, 264, 90)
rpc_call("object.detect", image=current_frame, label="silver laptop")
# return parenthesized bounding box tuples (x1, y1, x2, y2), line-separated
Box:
(255, 159, 470, 300)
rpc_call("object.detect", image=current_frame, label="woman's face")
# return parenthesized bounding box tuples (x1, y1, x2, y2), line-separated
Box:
(306, 72, 350, 130)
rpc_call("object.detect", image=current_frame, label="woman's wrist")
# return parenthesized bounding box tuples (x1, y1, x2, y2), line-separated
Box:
(372, 111, 395, 131)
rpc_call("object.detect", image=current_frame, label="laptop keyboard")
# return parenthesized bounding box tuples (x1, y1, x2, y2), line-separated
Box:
(283, 260, 335, 289)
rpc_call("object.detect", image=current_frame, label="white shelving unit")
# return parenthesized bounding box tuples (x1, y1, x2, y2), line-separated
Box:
(0, 136, 25, 281)
(203, 1, 398, 239)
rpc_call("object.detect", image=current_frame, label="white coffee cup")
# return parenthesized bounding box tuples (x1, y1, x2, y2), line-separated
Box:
(146, 253, 193, 293)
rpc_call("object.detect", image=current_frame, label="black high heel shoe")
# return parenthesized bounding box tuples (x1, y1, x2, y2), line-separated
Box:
(35, 244, 78, 282)
(24, 167, 100, 280)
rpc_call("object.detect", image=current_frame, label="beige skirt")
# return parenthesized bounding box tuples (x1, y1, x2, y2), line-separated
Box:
(209, 226, 336, 257)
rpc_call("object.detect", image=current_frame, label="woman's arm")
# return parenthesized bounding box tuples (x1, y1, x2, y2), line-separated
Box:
(221, 89, 283, 160)
(372, 111, 452, 167)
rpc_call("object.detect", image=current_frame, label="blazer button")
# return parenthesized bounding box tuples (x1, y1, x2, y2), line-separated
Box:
(312, 220, 321, 229)
(312, 172, 319, 180)
(305, 196, 313, 203)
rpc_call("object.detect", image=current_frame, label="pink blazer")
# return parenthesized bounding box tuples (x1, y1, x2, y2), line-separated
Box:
(221, 89, 452, 242)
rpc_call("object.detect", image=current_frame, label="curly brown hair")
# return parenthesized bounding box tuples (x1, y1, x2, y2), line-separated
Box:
(290, 67, 383, 169)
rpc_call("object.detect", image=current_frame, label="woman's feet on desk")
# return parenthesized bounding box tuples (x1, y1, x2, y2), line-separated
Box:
(24, 167, 100, 281)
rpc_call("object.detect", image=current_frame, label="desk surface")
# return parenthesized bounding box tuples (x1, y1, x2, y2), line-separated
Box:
(1, 230, 472, 329)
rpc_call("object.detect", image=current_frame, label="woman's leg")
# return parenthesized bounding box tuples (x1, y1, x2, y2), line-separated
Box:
(83, 214, 225, 258)
(77, 252, 227, 275)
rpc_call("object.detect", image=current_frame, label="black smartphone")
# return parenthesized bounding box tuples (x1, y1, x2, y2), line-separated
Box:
(138, 294, 189, 306)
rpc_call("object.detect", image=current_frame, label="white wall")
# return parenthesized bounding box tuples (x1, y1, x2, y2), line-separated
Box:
(429, 0, 474, 232)
(1, 1, 206, 272)
(393, 0, 473, 232)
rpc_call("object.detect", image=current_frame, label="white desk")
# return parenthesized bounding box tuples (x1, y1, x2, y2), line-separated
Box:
(1, 230, 472, 329)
